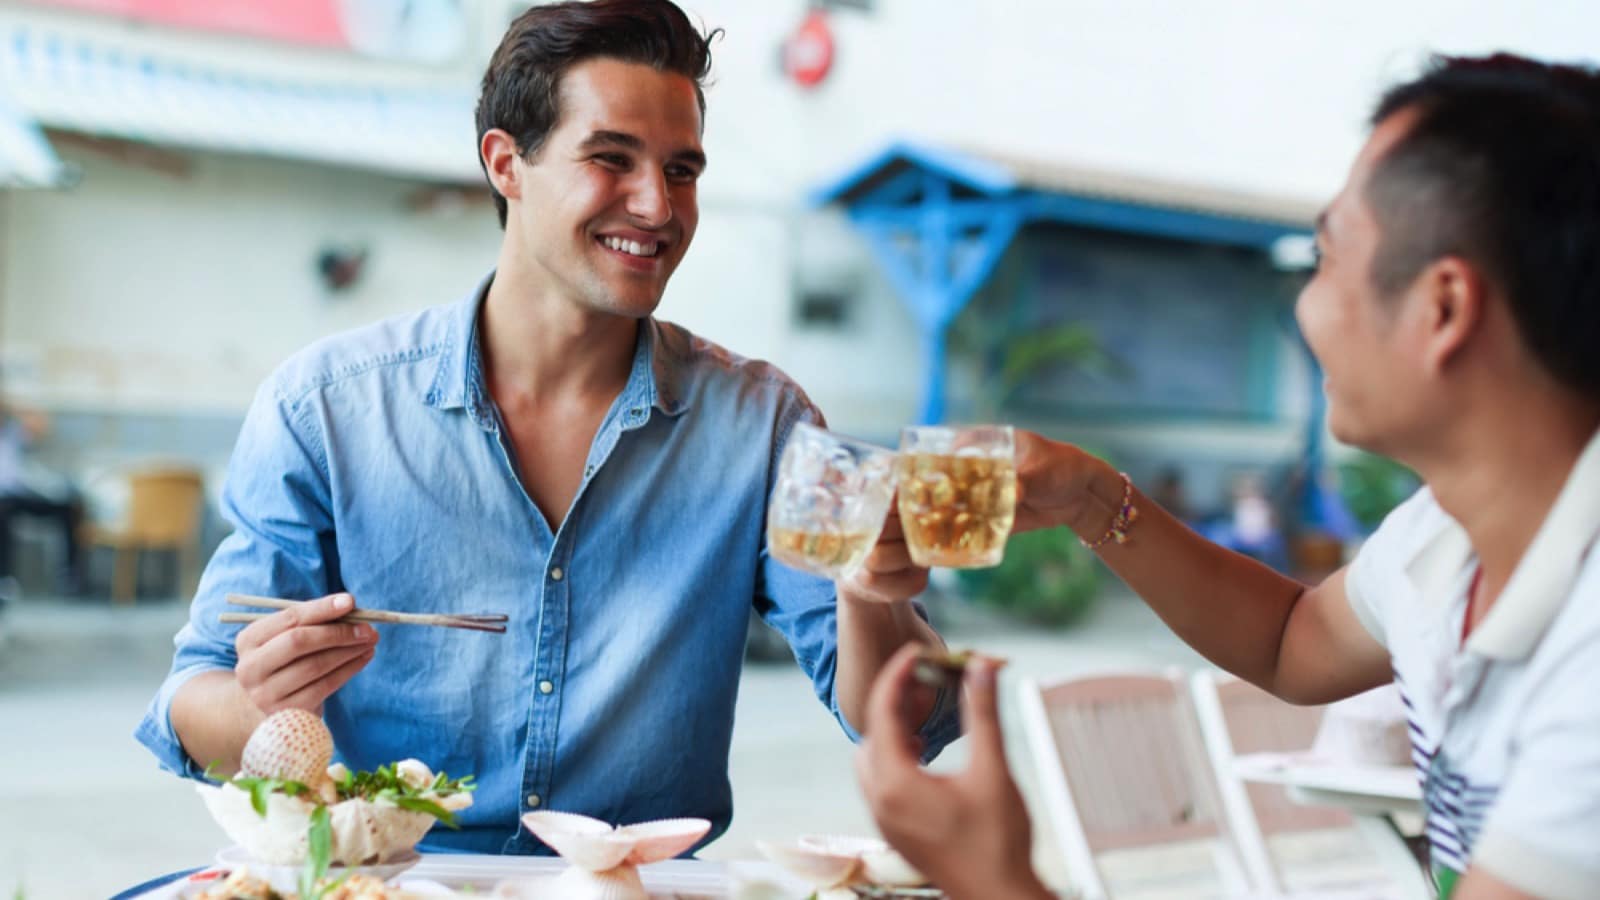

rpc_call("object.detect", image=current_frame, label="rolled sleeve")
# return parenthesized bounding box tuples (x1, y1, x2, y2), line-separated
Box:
(135, 656, 228, 779)
(133, 377, 339, 779)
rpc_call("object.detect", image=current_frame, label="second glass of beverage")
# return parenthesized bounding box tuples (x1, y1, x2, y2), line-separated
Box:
(897, 424, 1017, 568)
(767, 423, 898, 579)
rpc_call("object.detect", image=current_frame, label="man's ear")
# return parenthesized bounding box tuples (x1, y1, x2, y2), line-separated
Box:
(1416, 256, 1486, 375)
(481, 129, 523, 205)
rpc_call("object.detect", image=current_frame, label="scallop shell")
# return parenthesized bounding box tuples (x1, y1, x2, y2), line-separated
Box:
(859, 845, 927, 887)
(196, 781, 471, 866)
(617, 817, 713, 865)
(239, 709, 333, 785)
(754, 838, 862, 889)
(760, 834, 928, 890)
(395, 758, 435, 790)
(521, 811, 633, 872)
(547, 864, 648, 900)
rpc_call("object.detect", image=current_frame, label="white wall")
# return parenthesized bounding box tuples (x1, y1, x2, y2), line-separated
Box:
(1, 149, 500, 413)
(3, 0, 1597, 436)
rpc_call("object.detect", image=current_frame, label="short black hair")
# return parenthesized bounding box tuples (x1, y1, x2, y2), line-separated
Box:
(1364, 53, 1600, 397)
(475, 0, 717, 228)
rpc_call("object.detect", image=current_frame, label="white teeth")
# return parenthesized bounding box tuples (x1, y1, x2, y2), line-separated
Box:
(602, 236, 659, 258)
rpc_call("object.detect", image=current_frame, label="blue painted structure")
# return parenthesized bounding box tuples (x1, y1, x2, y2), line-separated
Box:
(811, 141, 1314, 425)
(813, 141, 1353, 536)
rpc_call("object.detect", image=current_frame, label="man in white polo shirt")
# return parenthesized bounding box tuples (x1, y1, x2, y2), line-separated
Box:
(855, 53, 1600, 900)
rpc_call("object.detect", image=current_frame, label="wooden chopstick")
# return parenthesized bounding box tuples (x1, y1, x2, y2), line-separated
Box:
(222, 593, 508, 634)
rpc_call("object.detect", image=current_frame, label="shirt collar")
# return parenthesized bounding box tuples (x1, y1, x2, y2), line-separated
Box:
(1406, 427, 1600, 660)
(425, 274, 693, 425)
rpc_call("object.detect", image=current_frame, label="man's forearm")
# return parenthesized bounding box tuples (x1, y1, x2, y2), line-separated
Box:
(170, 669, 266, 776)
(834, 588, 944, 734)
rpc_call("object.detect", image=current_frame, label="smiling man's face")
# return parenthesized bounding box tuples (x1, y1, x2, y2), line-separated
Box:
(509, 57, 706, 319)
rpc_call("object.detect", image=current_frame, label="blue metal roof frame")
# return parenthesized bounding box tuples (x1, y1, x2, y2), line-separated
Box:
(812, 140, 1316, 424)
(809, 140, 1018, 205)
(813, 141, 1313, 251)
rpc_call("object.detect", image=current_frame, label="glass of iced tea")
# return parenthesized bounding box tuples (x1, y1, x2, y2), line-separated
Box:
(897, 425, 1017, 568)
(767, 423, 898, 579)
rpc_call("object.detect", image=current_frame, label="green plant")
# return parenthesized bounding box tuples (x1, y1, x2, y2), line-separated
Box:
(957, 525, 1100, 626)
(953, 318, 1126, 419)
(1337, 452, 1420, 531)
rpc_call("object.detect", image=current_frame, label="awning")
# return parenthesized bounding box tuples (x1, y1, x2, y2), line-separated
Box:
(0, 20, 481, 184)
(0, 96, 70, 188)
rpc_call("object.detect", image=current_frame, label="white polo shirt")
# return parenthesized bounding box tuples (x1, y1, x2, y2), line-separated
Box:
(1345, 428, 1600, 900)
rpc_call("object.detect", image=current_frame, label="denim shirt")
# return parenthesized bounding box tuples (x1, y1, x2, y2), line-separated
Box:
(136, 277, 960, 854)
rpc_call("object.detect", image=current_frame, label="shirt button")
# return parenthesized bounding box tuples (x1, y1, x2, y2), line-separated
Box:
(539, 680, 555, 694)
(584, 464, 595, 478)
(526, 793, 541, 808)
(550, 567, 564, 581)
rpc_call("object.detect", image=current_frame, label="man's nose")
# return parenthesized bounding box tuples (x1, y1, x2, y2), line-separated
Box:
(625, 170, 672, 227)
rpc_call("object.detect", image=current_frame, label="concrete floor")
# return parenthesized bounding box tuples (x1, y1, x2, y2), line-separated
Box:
(0, 588, 1208, 899)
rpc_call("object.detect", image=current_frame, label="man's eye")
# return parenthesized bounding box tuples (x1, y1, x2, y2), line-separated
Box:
(595, 154, 629, 168)
(1309, 242, 1324, 272)
(666, 166, 701, 183)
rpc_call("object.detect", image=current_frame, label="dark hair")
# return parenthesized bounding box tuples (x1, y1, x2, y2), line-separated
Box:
(1364, 53, 1600, 397)
(475, 0, 717, 228)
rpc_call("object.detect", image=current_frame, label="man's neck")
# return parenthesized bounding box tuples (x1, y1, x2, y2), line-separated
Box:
(1417, 394, 1600, 611)
(481, 256, 639, 408)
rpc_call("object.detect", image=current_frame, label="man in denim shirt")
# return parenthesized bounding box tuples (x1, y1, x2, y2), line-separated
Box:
(137, 0, 960, 855)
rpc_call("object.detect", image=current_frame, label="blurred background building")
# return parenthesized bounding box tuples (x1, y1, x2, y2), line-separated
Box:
(3, 2, 1598, 896)
(2, 0, 1595, 602)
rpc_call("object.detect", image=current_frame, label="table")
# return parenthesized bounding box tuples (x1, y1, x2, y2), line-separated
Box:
(125, 854, 799, 899)
(1232, 752, 1422, 818)
(1234, 752, 1433, 899)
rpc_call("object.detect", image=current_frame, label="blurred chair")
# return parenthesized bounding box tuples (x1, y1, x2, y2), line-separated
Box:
(81, 466, 204, 605)
(1189, 670, 1432, 900)
(1016, 670, 1250, 900)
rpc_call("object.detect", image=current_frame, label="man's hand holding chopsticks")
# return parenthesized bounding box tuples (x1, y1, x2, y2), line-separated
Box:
(233, 592, 379, 715)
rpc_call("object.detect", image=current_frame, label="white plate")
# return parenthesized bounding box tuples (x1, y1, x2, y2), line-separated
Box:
(213, 845, 423, 893)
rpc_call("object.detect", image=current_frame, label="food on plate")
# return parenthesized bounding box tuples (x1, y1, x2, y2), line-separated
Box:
(192, 867, 437, 900)
(199, 710, 475, 867)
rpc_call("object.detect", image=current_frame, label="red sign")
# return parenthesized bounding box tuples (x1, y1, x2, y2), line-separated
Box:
(783, 11, 835, 89)
(20, 0, 350, 48)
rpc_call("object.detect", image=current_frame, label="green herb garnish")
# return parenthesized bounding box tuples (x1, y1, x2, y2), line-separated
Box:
(298, 804, 348, 900)
(218, 760, 475, 826)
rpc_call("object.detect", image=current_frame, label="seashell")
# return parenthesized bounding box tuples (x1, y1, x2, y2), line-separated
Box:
(520, 811, 711, 874)
(547, 863, 649, 900)
(198, 782, 318, 864)
(240, 709, 333, 785)
(859, 846, 927, 887)
(799, 834, 887, 858)
(521, 811, 633, 872)
(197, 781, 469, 866)
(755, 838, 862, 889)
(616, 817, 712, 865)
(395, 758, 434, 790)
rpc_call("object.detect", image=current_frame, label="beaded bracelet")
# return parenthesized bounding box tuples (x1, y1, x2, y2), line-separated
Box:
(1079, 471, 1139, 550)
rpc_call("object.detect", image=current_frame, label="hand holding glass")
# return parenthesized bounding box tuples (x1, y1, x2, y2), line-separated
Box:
(896, 425, 1017, 568)
(767, 423, 898, 579)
